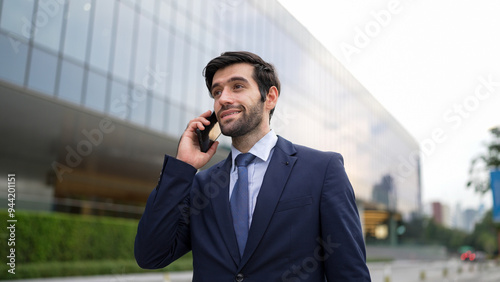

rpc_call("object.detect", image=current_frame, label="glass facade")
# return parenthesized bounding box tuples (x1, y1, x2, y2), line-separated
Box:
(0, 0, 420, 220)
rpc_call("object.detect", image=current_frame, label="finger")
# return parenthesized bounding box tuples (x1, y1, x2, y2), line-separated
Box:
(186, 119, 206, 132)
(199, 110, 213, 126)
(186, 110, 214, 131)
(195, 120, 205, 131)
(190, 116, 211, 129)
(200, 110, 212, 118)
(205, 141, 219, 157)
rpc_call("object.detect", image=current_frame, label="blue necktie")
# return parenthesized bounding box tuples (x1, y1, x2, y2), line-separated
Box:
(231, 153, 256, 257)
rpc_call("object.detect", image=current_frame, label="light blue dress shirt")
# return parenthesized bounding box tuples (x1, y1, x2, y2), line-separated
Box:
(229, 130, 278, 227)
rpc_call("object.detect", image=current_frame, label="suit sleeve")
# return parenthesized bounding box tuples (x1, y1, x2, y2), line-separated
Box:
(134, 155, 196, 269)
(321, 153, 371, 281)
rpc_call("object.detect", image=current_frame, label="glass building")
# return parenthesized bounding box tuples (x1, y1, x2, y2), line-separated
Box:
(0, 0, 421, 241)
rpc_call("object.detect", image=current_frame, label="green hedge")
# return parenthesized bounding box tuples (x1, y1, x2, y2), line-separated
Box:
(0, 258, 193, 280)
(0, 211, 140, 262)
(0, 211, 193, 279)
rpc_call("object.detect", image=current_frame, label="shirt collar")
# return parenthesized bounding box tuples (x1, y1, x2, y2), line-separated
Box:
(231, 130, 278, 170)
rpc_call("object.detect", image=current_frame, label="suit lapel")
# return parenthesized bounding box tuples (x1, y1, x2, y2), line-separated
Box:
(239, 137, 297, 268)
(209, 154, 241, 265)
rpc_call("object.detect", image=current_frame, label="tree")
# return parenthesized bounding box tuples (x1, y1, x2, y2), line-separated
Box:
(398, 216, 468, 252)
(465, 210, 499, 255)
(466, 126, 500, 258)
(467, 126, 500, 194)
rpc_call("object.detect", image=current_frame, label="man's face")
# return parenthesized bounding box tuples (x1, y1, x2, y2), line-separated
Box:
(211, 63, 266, 137)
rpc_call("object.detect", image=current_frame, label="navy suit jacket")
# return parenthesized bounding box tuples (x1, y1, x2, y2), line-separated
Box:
(135, 136, 371, 281)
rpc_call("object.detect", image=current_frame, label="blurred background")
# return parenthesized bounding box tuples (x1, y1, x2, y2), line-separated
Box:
(0, 0, 499, 281)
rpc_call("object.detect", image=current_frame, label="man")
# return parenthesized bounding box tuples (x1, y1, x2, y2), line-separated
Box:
(135, 51, 371, 281)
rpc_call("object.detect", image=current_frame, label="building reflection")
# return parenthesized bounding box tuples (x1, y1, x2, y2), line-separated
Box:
(0, 0, 421, 243)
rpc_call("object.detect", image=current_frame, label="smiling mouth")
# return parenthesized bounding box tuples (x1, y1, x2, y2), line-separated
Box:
(220, 110, 241, 119)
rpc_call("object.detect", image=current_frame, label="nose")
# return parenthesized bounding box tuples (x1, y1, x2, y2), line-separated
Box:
(217, 87, 234, 105)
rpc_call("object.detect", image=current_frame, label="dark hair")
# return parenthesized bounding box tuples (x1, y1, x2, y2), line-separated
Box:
(203, 51, 281, 118)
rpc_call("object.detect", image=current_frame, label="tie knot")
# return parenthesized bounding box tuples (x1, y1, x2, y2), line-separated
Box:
(235, 153, 256, 167)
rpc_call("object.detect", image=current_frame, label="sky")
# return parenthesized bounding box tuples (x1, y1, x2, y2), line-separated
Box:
(277, 0, 500, 211)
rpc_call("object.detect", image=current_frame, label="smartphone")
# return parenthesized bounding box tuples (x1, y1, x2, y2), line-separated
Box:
(196, 112, 221, 153)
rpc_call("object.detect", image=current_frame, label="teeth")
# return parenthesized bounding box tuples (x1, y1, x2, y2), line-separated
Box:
(223, 111, 240, 118)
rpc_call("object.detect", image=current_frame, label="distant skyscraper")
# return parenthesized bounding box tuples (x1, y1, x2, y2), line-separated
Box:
(463, 209, 478, 233)
(453, 203, 464, 230)
(372, 174, 397, 210)
(431, 201, 451, 227)
(432, 202, 443, 225)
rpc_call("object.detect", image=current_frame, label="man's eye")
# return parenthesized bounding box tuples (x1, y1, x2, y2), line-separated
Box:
(234, 84, 243, 90)
(212, 90, 222, 97)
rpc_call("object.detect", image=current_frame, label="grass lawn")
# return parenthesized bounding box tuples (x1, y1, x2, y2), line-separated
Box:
(0, 253, 193, 280)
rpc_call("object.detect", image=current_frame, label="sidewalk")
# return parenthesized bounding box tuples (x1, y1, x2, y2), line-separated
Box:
(5, 271, 193, 282)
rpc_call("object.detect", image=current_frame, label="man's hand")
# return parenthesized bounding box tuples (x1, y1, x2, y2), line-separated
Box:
(176, 110, 219, 169)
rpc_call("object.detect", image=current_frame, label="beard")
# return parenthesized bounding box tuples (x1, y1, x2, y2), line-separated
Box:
(219, 101, 264, 137)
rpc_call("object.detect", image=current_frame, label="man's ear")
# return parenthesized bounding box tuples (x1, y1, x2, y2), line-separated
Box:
(265, 86, 279, 112)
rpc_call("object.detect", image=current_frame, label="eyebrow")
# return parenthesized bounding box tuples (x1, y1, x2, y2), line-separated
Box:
(211, 76, 250, 91)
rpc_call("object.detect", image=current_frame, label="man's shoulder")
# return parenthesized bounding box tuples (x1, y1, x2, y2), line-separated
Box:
(278, 136, 343, 161)
(295, 144, 343, 166)
(294, 143, 340, 156)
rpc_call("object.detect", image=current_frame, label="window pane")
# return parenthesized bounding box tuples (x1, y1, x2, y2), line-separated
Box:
(168, 33, 185, 105)
(129, 85, 148, 126)
(184, 44, 200, 113)
(174, 6, 189, 36)
(176, 0, 189, 14)
(58, 60, 84, 105)
(190, 0, 205, 23)
(84, 71, 107, 112)
(189, 2, 202, 46)
(166, 101, 182, 137)
(158, 1, 171, 24)
(152, 26, 171, 98)
(63, 0, 91, 62)
(150, 96, 165, 132)
(89, 0, 114, 72)
(28, 47, 58, 95)
(112, 3, 135, 80)
(0, 32, 29, 85)
(140, 0, 156, 16)
(0, 0, 35, 39)
(133, 16, 153, 85)
(108, 79, 128, 119)
(33, 0, 65, 51)
(120, 0, 135, 8)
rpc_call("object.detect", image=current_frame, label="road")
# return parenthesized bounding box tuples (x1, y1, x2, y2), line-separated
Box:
(8, 259, 500, 282)
(369, 259, 500, 282)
